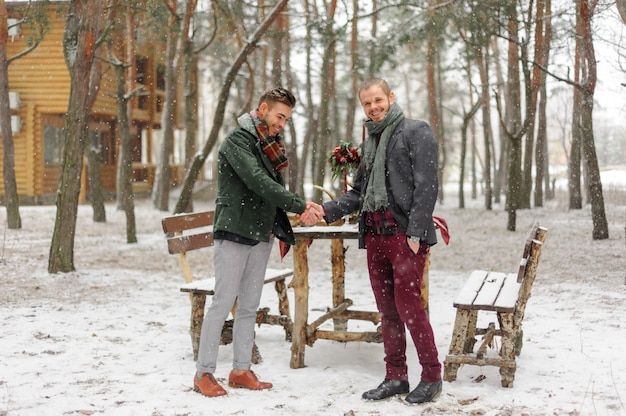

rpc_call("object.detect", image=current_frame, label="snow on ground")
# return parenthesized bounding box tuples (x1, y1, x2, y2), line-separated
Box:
(1, 180, 625, 416)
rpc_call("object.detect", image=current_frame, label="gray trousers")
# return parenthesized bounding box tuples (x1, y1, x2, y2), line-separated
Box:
(195, 238, 273, 374)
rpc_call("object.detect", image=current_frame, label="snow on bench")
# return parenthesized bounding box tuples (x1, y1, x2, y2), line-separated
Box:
(453, 270, 521, 313)
(179, 268, 295, 296)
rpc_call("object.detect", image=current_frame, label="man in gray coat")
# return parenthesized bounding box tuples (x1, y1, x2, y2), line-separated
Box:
(305, 78, 442, 404)
(193, 87, 319, 397)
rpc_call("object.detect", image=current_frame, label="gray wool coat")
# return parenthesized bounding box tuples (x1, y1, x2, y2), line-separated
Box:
(323, 117, 439, 249)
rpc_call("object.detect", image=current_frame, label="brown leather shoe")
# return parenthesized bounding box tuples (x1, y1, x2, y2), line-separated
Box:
(193, 372, 227, 397)
(228, 369, 272, 390)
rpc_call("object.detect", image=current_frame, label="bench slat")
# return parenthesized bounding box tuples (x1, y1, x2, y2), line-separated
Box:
(180, 268, 294, 295)
(162, 211, 215, 234)
(472, 272, 507, 311)
(453, 270, 489, 309)
(493, 273, 521, 312)
(167, 231, 214, 254)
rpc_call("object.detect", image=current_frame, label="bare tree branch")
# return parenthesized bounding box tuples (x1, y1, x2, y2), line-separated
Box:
(173, 0, 289, 214)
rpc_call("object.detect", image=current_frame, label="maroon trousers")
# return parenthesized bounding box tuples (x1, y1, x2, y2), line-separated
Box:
(365, 232, 442, 383)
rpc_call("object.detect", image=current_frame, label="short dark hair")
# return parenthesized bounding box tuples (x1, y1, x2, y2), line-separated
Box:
(358, 78, 391, 98)
(258, 87, 296, 109)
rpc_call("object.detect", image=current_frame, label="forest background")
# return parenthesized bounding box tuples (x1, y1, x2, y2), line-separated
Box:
(0, 0, 625, 271)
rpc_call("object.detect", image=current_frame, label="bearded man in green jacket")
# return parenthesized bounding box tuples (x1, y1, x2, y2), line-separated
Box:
(193, 87, 319, 397)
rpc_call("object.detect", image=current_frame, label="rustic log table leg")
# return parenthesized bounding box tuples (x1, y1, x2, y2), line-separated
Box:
(331, 238, 347, 331)
(290, 240, 310, 369)
(274, 279, 293, 341)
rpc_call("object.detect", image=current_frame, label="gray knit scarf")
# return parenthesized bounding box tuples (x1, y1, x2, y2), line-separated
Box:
(362, 102, 404, 212)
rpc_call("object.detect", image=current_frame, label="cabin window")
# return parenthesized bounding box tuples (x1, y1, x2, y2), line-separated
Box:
(136, 56, 148, 85)
(43, 125, 64, 165)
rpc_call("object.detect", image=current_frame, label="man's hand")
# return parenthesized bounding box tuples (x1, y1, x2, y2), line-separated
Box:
(299, 202, 325, 226)
(407, 237, 420, 254)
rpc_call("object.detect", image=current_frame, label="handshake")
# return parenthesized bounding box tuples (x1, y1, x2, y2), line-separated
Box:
(299, 202, 325, 226)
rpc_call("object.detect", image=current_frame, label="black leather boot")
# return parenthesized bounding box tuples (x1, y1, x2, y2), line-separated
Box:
(362, 379, 410, 401)
(405, 380, 442, 404)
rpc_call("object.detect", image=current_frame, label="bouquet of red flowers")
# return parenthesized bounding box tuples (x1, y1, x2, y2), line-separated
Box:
(328, 141, 360, 181)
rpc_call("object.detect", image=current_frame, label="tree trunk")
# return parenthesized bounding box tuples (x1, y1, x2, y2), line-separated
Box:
(282, 12, 300, 194)
(426, 28, 443, 203)
(114, 4, 132, 209)
(460, 99, 481, 209)
(504, 7, 523, 231)
(106, 0, 137, 242)
(344, 0, 359, 150)
(491, 38, 506, 205)
(86, 139, 106, 222)
(268, 7, 299, 194)
(534, 83, 548, 206)
(177, 0, 198, 214)
(152, 11, 178, 212)
(534, 0, 552, 206)
(579, 0, 608, 240)
(311, 0, 337, 203)
(368, 0, 378, 77)
(182, 37, 197, 213)
(0, 0, 21, 229)
(174, 0, 289, 215)
(616, 0, 626, 24)
(459, 52, 473, 209)
(298, 0, 315, 199)
(111, 54, 137, 243)
(471, 113, 477, 200)
(569, 0, 584, 210)
(49, 0, 102, 273)
(85, 40, 105, 222)
(476, 46, 493, 210)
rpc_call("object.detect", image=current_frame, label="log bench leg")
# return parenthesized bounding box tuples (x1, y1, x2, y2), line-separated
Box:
(464, 310, 478, 353)
(443, 363, 460, 383)
(443, 308, 473, 382)
(507, 312, 524, 357)
(514, 329, 524, 357)
(190, 293, 207, 361)
(498, 312, 517, 388)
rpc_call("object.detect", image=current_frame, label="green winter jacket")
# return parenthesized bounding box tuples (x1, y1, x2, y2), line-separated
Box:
(213, 113, 307, 245)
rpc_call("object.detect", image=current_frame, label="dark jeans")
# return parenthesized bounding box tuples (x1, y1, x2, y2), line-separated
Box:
(365, 231, 442, 383)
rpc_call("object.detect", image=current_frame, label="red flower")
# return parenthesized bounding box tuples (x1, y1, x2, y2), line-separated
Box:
(328, 141, 361, 180)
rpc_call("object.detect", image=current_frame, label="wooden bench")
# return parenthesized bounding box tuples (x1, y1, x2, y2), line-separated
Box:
(162, 210, 294, 362)
(443, 222, 547, 387)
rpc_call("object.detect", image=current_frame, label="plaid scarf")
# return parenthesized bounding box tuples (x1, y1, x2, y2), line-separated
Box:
(250, 111, 289, 172)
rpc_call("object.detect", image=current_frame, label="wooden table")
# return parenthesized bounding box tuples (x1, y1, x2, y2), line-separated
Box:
(288, 222, 431, 369)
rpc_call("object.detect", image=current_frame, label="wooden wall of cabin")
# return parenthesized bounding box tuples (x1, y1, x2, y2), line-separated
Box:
(1, 3, 180, 203)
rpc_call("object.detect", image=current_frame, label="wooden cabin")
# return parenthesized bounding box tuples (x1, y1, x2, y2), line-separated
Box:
(2, 2, 191, 204)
